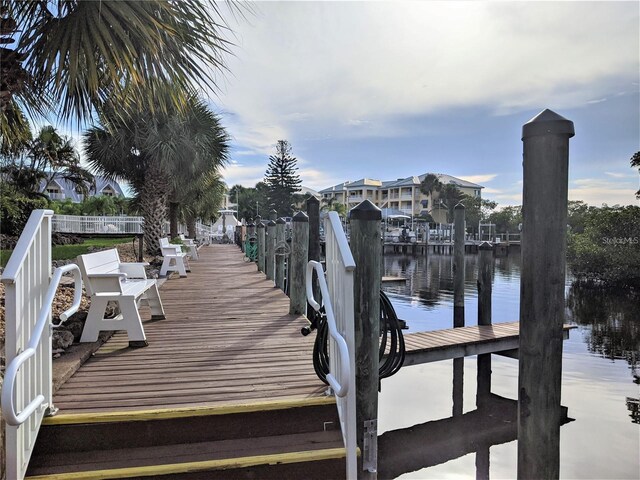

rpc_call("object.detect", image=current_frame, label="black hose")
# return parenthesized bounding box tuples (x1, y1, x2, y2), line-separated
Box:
(379, 291, 405, 379)
(308, 291, 406, 387)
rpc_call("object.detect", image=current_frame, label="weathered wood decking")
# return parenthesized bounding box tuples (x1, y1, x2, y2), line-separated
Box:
(52, 244, 326, 415)
(402, 322, 575, 366)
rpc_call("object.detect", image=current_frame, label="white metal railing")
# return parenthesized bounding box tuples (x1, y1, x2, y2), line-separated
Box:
(0, 210, 82, 479)
(305, 211, 357, 479)
(52, 214, 143, 234)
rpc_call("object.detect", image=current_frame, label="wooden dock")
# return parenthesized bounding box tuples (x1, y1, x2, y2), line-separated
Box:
(27, 245, 345, 479)
(24, 243, 573, 479)
(402, 323, 575, 366)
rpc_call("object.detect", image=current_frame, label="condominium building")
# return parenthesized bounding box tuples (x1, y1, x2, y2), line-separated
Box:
(319, 173, 483, 223)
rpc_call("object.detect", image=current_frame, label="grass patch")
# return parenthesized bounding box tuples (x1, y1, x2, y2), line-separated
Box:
(1, 237, 134, 268)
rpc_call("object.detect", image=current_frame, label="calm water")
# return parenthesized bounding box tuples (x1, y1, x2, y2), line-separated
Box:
(378, 252, 639, 479)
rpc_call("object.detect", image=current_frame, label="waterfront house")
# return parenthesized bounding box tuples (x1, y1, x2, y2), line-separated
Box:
(39, 173, 125, 202)
(319, 173, 483, 224)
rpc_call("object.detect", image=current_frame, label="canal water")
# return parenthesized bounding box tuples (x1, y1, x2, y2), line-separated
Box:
(378, 252, 639, 479)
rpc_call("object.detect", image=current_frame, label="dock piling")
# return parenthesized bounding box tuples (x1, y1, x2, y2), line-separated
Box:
(350, 200, 381, 479)
(289, 212, 309, 315)
(257, 221, 266, 273)
(266, 220, 276, 281)
(275, 218, 286, 290)
(518, 109, 574, 479)
(306, 196, 321, 304)
(477, 241, 493, 407)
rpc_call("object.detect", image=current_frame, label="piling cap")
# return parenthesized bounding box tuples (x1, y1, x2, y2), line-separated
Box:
(479, 241, 493, 250)
(522, 109, 575, 139)
(255, 215, 262, 222)
(454, 202, 465, 210)
(293, 211, 309, 222)
(306, 195, 320, 206)
(257, 221, 265, 229)
(350, 199, 382, 221)
(267, 220, 276, 227)
(248, 222, 255, 227)
(270, 209, 278, 220)
(276, 217, 287, 225)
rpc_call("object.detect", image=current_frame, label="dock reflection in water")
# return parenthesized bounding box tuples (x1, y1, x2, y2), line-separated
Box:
(378, 253, 639, 479)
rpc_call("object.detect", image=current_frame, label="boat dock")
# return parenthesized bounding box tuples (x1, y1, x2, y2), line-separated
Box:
(27, 245, 345, 479)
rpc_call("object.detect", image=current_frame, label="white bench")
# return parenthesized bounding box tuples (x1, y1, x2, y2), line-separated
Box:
(77, 249, 165, 347)
(159, 237, 190, 277)
(179, 234, 199, 260)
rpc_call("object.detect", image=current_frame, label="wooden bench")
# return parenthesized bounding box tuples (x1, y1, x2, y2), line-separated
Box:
(179, 234, 199, 261)
(77, 249, 165, 347)
(159, 237, 190, 277)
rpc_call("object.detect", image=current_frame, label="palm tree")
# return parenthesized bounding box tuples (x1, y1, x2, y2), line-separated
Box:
(180, 171, 228, 238)
(419, 173, 443, 200)
(438, 184, 465, 223)
(321, 197, 348, 218)
(0, 124, 93, 198)
(84, 87, 228, 254)
(1, 1, 240, 140)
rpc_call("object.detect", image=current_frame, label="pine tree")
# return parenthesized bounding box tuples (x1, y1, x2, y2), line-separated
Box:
(264, 140, 302, 215)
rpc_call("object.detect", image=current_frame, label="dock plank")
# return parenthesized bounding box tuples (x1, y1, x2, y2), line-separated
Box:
(53, 245, 326, 414)
(402, 322, 574, 365)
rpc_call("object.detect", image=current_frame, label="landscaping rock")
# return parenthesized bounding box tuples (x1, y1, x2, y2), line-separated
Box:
(52, 330, 74, 350)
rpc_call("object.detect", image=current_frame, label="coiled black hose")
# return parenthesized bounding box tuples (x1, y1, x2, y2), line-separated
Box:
(306, 291, 405, 386)
(379, 291, 406, 379)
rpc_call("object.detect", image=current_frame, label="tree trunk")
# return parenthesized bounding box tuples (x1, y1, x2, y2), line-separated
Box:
(169, 200, 179, 240)
(186, 215, 197, 238)
(140, 163, 169, 255)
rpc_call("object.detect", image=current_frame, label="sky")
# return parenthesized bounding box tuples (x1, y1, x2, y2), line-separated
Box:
(208, 1, 639, 207)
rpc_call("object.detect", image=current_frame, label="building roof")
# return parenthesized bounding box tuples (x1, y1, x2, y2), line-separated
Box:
(319, 178, 382, 193)
(40, 173, 125, 201)
(429, 173, 484, 189)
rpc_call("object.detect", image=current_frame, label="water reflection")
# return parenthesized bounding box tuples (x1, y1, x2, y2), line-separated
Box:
(566, 285, 639, 384)
(380, 252, 640, 479)
(379, 394, 571, 480)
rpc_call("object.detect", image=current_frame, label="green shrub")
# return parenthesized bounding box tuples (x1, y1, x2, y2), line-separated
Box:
(567, 205, 640, 288)
(1, 191, 49, 236)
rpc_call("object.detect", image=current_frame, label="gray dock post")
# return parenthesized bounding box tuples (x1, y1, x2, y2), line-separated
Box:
(275, 218, 286, 291)
(477, 241, 493, 405)
(351, 200, 381, 479)
(306, 196, 321, 301)
(518, 109, 574, 479)
(257, 221, 266, 273)
(289, 212, 309, 315)
(266, 220, 276, 281)
(452, 204, 466, 417)
(453, 204, 465, 328)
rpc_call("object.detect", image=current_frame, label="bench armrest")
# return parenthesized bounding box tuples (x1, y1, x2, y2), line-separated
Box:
(88, 272, 126, 279)
(87, 274, 124, 295)
(162, 246, 183, 256)
(120, 263, 148, 279)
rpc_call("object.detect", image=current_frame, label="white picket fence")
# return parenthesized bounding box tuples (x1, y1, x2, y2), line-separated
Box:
(306, 211, 357, 479)
(52, 214, 143, 234)
(51, 215, 216, 241)
(1, 210, 83, 479)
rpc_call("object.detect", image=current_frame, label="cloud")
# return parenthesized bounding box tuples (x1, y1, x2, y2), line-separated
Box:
(605, 171, 636, 179)
(298, 168, 343, 192)
(569, 178, 638, 206)
(219, 163, 266, 187)
(458, 174, 498, 184)
(219, 2, 638, 144)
